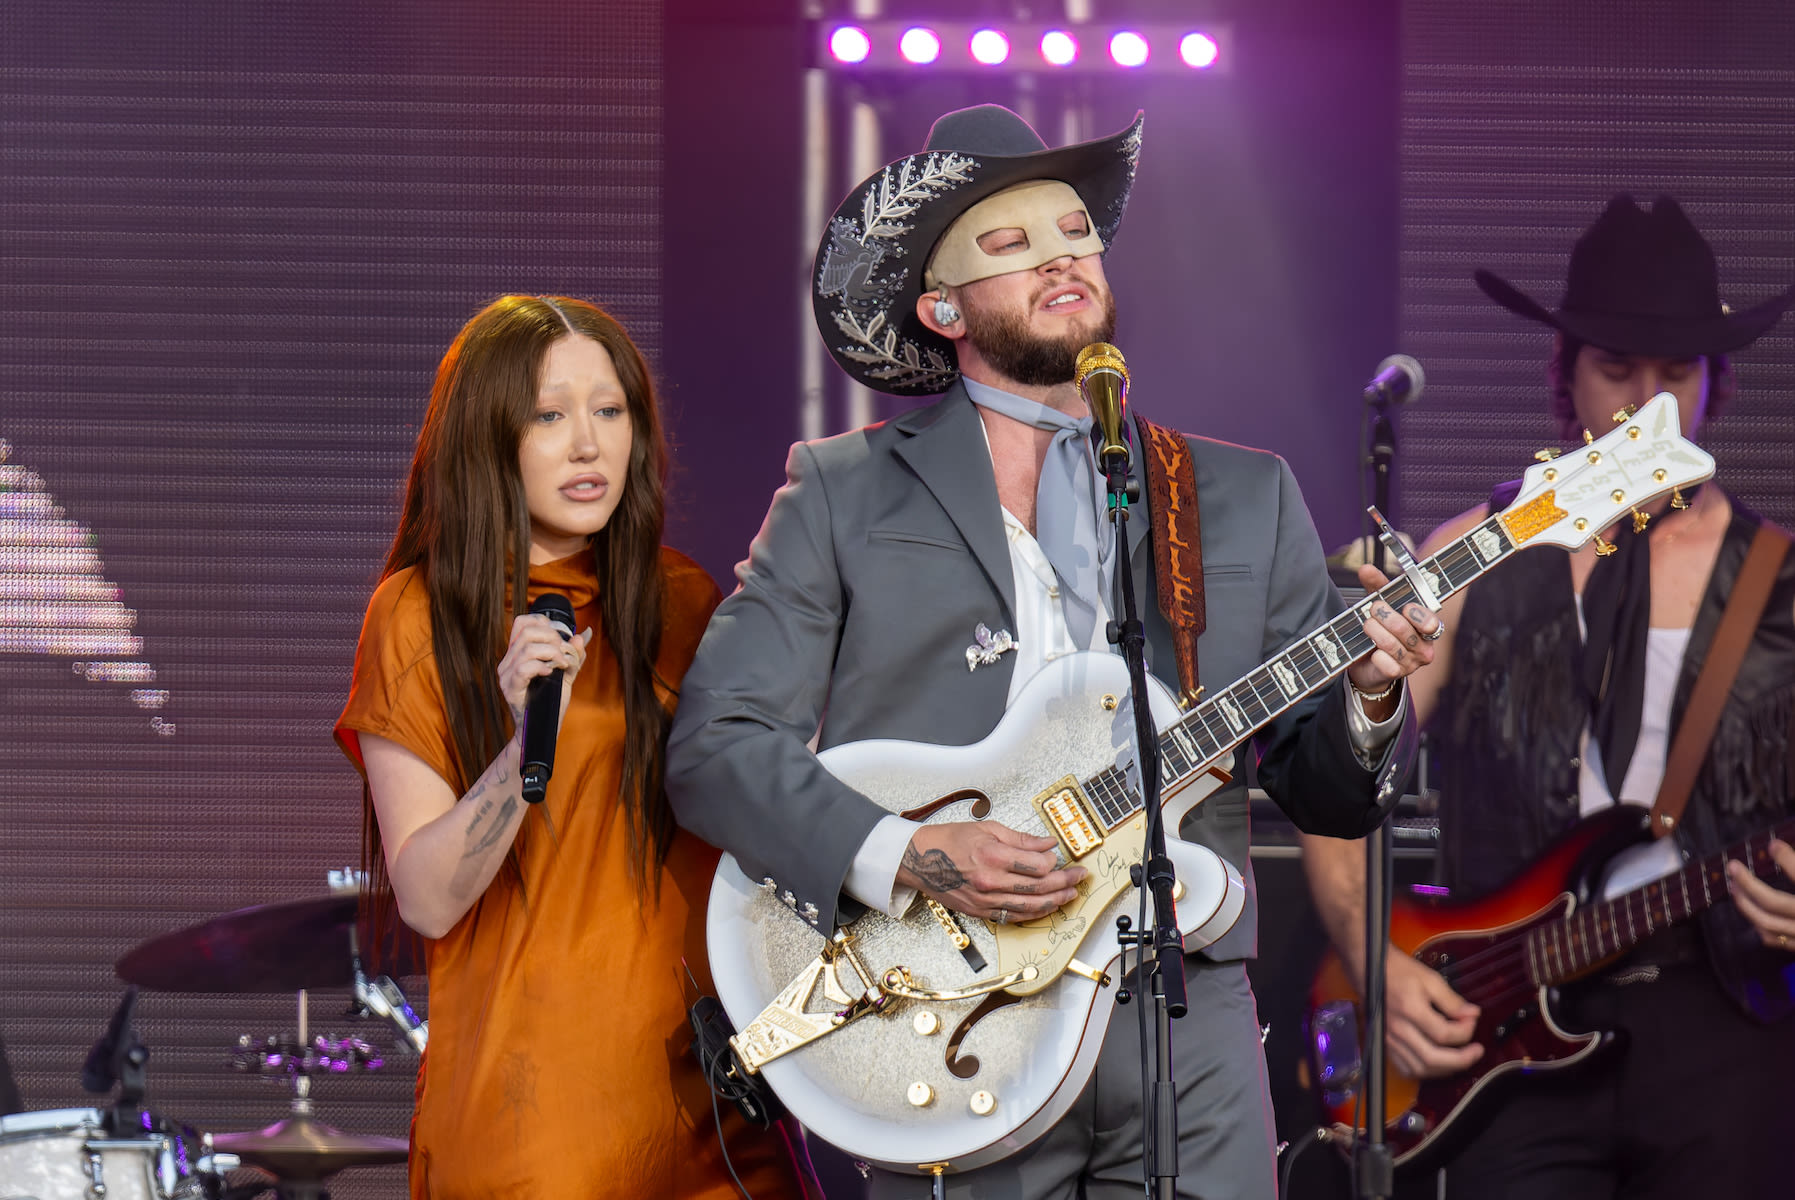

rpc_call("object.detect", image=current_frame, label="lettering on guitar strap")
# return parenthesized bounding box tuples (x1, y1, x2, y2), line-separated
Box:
(1135, 415, 1205, 702)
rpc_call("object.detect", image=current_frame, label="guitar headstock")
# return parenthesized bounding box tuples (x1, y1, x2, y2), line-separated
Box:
(1496, 391, 1716, 549)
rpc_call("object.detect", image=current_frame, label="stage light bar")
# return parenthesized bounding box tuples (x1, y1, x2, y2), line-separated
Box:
(814, 21, 1229, 75)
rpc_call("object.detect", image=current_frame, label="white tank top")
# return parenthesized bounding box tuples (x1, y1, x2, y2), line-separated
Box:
(1572, 595, 1693, 815)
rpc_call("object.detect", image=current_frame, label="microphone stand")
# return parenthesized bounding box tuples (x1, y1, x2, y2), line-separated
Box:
(1353, 399, 1399, 1200)
(1102, 448, 1186, 1200)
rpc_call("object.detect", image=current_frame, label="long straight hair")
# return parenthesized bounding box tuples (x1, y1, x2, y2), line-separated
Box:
(361, 295, 673, 958)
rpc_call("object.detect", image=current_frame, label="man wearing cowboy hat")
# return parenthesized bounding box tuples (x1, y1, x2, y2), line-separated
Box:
(1301, 194, 1795, 1196)
(667, 104, 1437, 1196)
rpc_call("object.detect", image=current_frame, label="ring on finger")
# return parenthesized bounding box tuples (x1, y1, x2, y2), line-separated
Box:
(991, 908, 1010, 926)
(1779, 934, 1791, 950)
(1423, 622, 1446, 642)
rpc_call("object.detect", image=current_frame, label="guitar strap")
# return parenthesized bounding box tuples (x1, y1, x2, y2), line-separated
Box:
(1133, 414, 1205, 705)
(1651, 522, 1792, 839)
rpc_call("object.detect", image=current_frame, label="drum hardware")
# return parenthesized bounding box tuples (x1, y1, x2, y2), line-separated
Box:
(108, 880, 421, 1200)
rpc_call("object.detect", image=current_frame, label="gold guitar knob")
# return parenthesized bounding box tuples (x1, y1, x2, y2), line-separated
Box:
(969, 1090, 997, 1116)
(908, 1082, 935, 1108)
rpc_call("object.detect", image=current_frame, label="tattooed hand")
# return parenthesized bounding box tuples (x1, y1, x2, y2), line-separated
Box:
(1345, 563, 1443, 712)
(898, 821, 1087, 923)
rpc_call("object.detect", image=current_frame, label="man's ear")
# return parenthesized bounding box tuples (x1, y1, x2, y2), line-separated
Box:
(916, 290, 965, 339)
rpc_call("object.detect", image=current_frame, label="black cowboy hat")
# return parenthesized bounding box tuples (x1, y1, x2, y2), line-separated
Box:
(812, 104, 1143, 397)
(1474, 193, 1795, 358)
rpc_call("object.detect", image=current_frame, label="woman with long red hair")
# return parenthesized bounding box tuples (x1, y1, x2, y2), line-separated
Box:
(336, 295, 804, 1197)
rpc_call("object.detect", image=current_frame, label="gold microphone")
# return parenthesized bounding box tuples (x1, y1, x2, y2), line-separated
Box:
(1075, 342, 1130, 471)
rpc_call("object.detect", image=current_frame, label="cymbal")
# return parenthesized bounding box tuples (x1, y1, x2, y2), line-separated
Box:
(116, 893, 423, 993)
(211, 1113, 408, 1178)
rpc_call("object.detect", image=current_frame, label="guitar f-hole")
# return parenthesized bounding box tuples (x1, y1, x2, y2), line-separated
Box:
(899, 789, 991, 823)
(945, 991, 1020, 1079)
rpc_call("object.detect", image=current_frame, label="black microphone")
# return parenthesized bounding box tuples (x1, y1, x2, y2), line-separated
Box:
(1075, 342, 1130, 473)
(81, 985, 140, 1094)
(519, 593, 575, 804)
(1363, 353, 1425, 405)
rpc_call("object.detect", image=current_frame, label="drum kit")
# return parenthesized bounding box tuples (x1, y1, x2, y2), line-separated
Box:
(0, 872, 426, 1200)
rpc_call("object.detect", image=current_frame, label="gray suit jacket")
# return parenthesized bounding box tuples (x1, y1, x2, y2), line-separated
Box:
(667, 382, 1406, 960)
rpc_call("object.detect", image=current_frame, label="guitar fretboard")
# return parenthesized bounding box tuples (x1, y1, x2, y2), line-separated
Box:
(1080, 514, 1520, 829)
(1526, 817, 1795, 986)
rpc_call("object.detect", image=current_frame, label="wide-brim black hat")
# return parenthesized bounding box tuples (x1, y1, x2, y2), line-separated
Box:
(1474, 193, 1795, 358)
(813, 104, 1143, 396)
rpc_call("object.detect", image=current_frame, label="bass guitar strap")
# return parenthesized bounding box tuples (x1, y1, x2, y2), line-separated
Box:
(1651, 522, 1792, 838)
(1133, 414, 1205, 706)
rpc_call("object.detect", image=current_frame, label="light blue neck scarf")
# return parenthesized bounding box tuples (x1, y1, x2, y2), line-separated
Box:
(964, 378, 1115, 649)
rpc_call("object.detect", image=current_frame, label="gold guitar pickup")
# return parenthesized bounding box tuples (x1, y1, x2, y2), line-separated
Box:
(1033, 776, 1105, 859)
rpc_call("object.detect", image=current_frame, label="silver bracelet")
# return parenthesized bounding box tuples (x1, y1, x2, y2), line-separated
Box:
(1350, 678, 1398, 703)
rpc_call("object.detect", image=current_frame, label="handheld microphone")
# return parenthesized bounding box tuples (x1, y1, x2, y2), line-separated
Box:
(1363, 353, 1425, 406)
(1075, 342, 1130, 473)
(519, 593, 575, 804)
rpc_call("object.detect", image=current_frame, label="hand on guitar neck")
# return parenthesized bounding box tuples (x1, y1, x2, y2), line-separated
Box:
(1726, 839, 1795, 951)
(898, 821, 1089, 924)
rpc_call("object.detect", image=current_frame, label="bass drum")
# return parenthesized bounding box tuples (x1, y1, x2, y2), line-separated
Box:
(0, 1107, 177, 1199)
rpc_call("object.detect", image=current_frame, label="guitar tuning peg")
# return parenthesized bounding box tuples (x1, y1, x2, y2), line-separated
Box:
(1611, 405, 1637, 423)
(1582, 429, 1595, 445)
(1593, 533, 1617, 556)
(1670, 486, 1689, 510)
(1533, 447, 1562, 462)
(1631, 509, 1650, 533)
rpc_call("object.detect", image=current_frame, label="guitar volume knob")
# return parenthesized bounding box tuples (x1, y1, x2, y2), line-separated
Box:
(907, 1082, 935, 1108)
(969, 1090, 997, 1116)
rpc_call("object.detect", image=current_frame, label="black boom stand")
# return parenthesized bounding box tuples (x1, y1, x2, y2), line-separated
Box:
(1352, 394, 1402, 1200)
(1101, 446, 1188, 1200)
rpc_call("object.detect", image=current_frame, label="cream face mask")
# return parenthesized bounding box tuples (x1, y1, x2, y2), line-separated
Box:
(924, 179, 1105, 289)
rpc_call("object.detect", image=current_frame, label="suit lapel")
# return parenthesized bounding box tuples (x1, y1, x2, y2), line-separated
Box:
(894, 383, 1016, 626)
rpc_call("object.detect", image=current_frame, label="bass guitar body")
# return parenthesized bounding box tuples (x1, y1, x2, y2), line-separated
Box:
(1307, 804, 1653, 1168)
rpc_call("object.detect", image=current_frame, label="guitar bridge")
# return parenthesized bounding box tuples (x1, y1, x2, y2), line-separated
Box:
(1033, 776, 1105, 859)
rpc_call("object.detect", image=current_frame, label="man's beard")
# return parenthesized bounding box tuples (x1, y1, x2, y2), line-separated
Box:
(961, 285, 1118, 388)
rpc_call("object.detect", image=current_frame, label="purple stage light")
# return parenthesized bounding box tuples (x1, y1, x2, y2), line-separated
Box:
(1108, 30, 1149, 68)
(969, 29, 1010, 65)
(828, 25, 871, 64)
(1040, 30, 1078, 66)
(900, 26, 942, 64)
(1179, 32, 1219, 68)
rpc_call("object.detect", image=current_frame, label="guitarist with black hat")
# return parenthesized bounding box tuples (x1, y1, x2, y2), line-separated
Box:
(1301, 194, 1795, 1198)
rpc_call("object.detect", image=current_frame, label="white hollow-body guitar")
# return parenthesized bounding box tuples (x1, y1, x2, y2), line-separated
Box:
(707, 392, 1716, 1175)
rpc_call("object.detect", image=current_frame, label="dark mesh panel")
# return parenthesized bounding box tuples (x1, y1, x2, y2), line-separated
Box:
(1400, 0, 1795, 538)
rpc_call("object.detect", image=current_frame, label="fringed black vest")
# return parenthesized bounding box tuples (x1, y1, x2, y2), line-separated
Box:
(1435, 500, 1795, 1022)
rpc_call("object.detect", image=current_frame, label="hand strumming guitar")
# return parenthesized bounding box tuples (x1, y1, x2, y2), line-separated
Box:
(1382, 952, 1485, 1080)
(899, 821, 1088, 925)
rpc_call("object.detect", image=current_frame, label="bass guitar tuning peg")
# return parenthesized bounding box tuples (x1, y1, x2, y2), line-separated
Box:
(1593, 533, 1617, 557)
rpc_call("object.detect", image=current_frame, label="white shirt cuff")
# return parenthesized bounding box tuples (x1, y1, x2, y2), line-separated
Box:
(844, 814, 923, 919)
(1343, 677, 1407, 770)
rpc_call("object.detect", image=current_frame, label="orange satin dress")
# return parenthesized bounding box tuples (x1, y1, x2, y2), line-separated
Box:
(336, 547, 801, 1199)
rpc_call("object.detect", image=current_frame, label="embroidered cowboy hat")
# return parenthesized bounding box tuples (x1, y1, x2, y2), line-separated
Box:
(1474, 193, 1795, 358)
(813, 104, 1143, 396)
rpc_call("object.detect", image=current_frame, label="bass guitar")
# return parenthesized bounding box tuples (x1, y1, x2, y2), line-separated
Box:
(710, 392, 1714, 1175)
(1307, 796, 1793, 1169)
